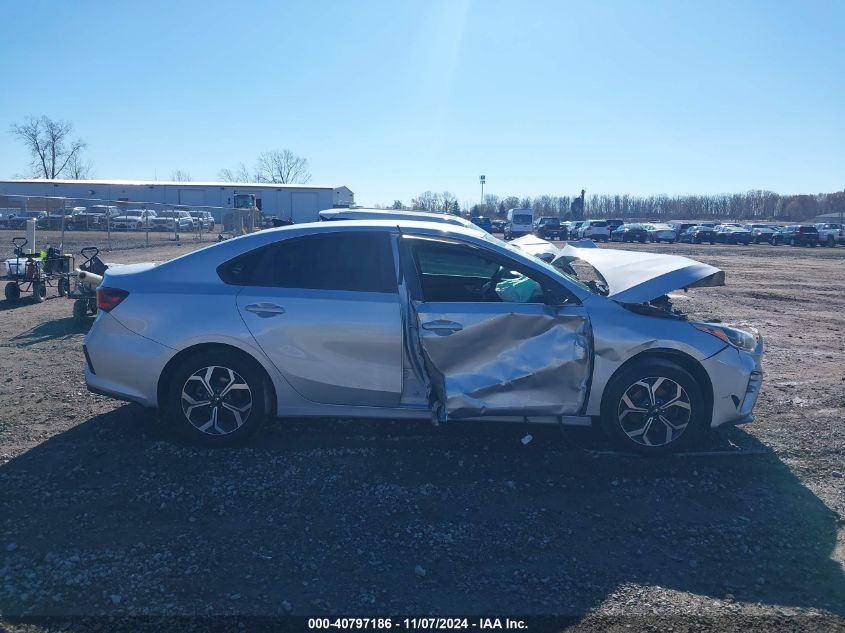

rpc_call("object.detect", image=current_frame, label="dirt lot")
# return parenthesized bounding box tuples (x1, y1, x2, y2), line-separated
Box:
(0, 237, 844, 630)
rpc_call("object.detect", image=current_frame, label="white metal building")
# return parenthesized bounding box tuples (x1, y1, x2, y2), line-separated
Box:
(0, 179, 354, 223)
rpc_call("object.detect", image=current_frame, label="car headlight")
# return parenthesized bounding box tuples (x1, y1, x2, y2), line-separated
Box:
(693, 322, 759, 352)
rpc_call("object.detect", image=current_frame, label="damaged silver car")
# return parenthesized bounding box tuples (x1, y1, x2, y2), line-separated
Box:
(83, 220, 763, 454)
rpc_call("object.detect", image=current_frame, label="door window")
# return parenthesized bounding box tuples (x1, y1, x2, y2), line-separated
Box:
(219, 232, 397, 293)
(411, 239, 551, 304)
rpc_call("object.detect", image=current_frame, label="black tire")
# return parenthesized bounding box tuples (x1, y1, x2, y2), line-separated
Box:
(162, 349, 270, 446)
(827, 236, 835, 247)
(709, 240, 715, 245)
(600, 358, 706, 455)
(4, 282, 20, 302)
(72, 299, 88, 322)
(639, 237, 646, 243)
(57, 277, 70, 297)
(32, 282, 46, 303)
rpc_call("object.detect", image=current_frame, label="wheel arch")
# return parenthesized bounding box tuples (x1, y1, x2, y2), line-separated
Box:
(600, 348, 714, 421)
(157, 342, 277, 414)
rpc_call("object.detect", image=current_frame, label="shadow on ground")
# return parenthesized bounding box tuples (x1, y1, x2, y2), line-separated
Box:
(8, 317, 88, 347)
(1, 406, 843, 618)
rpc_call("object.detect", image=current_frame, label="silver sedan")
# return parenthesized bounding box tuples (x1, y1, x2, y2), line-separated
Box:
(84, 220, 763, 454)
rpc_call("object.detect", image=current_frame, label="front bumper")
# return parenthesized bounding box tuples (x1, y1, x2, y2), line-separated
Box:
(701, 337, 764, 428)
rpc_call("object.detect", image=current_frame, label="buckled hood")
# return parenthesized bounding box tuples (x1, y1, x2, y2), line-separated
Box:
(554, 243, 725, 303)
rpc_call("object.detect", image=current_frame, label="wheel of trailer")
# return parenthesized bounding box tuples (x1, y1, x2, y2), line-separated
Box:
(57, 277, 70, 297)
(73, 299, 88, 322)
(32, 282, 46, 303)
(163, 349, 270, 446)
(4, 282, 21, 302)
(600, 358, 705, 455)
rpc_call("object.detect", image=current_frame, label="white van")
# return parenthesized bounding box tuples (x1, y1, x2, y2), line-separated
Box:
(505, 208, 534, 240)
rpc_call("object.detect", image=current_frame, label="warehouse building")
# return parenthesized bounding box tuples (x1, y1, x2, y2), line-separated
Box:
(0, 179, 354, 223)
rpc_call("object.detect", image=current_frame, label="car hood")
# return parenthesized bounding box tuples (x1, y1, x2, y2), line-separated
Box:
(553, 243, 724, 303)
(508, 234, 560, 261)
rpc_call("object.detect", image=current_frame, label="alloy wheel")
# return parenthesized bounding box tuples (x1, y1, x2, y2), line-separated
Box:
(617, 376, 692, 447)
(181, 366, 253, 436)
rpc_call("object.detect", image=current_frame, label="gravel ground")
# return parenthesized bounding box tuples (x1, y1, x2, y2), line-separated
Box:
(0, 238, 844, 630)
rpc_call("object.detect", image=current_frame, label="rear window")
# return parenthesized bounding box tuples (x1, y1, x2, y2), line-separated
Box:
(512, 214, 532, 224)
(798, 226, 818, 234)
(590, 221, 608, 227)
(218, 232, 396, 293)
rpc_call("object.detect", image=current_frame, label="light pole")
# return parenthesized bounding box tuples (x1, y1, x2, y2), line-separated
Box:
(479, 175, 486, 208)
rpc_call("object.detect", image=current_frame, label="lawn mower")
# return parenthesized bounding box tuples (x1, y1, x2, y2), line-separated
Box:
(70, 246, 109, 322)
(3, 237, 74, 303)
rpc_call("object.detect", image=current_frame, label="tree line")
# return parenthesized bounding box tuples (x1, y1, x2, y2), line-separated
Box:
(390, 190, 844, 223)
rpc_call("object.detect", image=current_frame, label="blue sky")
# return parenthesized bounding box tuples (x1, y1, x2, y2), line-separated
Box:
(1, 0, 842, 206)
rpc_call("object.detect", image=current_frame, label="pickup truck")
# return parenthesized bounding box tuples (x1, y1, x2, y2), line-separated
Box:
(815, 223, 844, 247)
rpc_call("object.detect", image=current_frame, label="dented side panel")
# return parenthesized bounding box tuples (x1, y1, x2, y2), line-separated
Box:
(414, 301, 593, 420)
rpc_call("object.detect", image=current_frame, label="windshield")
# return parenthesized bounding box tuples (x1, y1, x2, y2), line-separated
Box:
(479, 232, 593, 294)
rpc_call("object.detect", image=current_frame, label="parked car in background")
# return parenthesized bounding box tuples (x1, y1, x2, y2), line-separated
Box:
(605, 219, 624, 233)
(504, 208, 534, 240)
(470, 216, 493, 233)
(714, 225, 752, 245)
(772, 225, 819, 247)
(815, 223, 844, 247)
(609, 223, 648, 243)
(645, 223, 677, 243)
(534, 217, 566, 240)
(576, 220, 611, 241)
(745, 223, 780, 244)
(112, 209, 157, 231)
(668, 222, 697, 239)
(5, 210, 48, 230)
(42, 208, 80, 230)
(150, 209, 194, 232)
(490, 219, 505, 234)
(677, 226, 717, 244)
(84, 219, 763, 455)
(189, 211, 216, 231)
(68, 205, 121, 231)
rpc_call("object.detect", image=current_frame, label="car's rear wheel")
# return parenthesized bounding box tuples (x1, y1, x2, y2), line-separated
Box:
(163, 350, 269, 445)
(600, 359, 705, 455)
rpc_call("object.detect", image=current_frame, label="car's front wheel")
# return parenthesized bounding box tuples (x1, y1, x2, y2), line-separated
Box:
(163, 350, 270, 445)
(600, 359, 706, 455)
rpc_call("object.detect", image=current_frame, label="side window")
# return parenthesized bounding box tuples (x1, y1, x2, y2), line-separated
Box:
(219, 232, 397, 293)
(411, 240, 549, 304)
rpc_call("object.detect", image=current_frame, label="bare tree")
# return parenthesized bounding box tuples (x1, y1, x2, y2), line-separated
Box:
(66, 153, 94, 179)
(171, 169, 192, 182)
(254, 150, 311, 184)
(10, 115, 87, 179)
(218, 162, 254, 183)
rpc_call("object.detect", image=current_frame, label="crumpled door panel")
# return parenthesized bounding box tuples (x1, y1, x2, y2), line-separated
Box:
(415, 302, 592, 420)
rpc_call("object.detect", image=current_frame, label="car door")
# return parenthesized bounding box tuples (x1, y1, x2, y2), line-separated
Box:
(401, 235, 592, 421)
(236, 230, 404, 407)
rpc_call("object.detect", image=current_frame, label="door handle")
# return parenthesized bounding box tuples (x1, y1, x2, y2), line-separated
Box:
(244, 302, 286, 318)
(421, 319, 463, 333)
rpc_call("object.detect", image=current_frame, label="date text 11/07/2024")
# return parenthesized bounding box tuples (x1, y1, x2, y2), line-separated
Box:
(307, 618, 528, 630)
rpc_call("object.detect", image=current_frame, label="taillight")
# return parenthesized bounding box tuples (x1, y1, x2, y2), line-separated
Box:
(97, 287, 129, 312)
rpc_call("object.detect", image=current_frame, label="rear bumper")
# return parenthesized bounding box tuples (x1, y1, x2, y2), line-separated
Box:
(84, 313, 173, 408)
